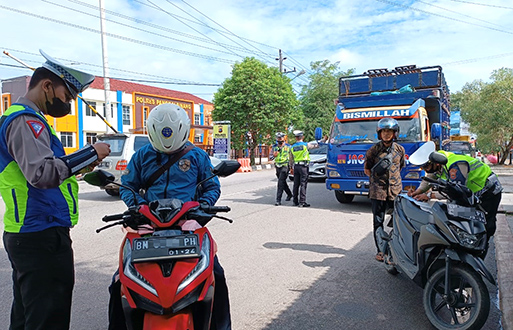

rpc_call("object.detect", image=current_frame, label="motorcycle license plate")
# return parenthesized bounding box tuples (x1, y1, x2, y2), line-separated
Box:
(131, 234, 200, 263)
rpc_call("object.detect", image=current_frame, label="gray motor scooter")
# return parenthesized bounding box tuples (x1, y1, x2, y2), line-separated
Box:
(376, 153, 495, 330)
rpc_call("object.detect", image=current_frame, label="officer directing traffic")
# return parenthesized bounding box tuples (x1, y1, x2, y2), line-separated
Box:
(271, 132, 293, 206)
(290, 130, 314, 207)
(0, 50, 111, 330)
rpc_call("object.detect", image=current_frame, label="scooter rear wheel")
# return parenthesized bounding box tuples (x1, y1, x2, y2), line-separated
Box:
(423, 264, 489, 330)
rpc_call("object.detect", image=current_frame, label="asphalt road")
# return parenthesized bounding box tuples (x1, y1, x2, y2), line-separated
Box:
(0, 170, 503, 329)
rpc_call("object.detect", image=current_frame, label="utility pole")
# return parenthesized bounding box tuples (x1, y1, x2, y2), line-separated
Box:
(99, 0, 111, 133)
(276, 49, 286, 73)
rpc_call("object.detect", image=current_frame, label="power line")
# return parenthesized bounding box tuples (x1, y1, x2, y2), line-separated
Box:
(447, 0, 513, 10)
(142, 0, 245, 61)
(43, 0, 245, 57)
(373, 0, 513, 35)
(0, 47, 221, 86)
(177, 0, 282, 66)
(0, 4, 237, 63)
(67, 0, 274, 57)
(442, 52, 513, 65)
(69, 0, 308, 77)
(417, 0, 510, 29)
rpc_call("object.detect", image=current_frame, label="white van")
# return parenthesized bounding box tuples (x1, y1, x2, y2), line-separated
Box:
(96, 133, 151, 196)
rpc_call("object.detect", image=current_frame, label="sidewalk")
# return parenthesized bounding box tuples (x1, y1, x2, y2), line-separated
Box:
(494, 164, 513, 330)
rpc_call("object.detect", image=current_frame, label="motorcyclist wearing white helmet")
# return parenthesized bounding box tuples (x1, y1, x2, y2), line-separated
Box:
(109, 103, 232, 330)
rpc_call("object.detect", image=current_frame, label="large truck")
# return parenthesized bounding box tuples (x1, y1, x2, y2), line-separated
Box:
(315, 65, 450, 203)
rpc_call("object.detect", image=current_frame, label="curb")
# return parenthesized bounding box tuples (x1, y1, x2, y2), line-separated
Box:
(496, 212, 513, 330)
(251, 164, 273, 171)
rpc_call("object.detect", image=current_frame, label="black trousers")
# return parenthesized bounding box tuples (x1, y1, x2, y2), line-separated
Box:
(480, 190, 502, 238)
(293, 164, 309, 204)
(109, 255, 232, 330)
(275, 166, 292, 202)
(3, 227, 75, 330)
(371, 199, 395, 253)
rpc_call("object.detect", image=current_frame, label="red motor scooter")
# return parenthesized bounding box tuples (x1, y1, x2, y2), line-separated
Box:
(84, 160, 240, 329)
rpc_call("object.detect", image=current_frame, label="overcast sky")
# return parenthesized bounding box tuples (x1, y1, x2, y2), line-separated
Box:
(1, 0, 512, 103)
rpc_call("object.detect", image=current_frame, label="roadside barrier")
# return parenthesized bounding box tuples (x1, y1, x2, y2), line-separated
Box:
(236, 158, 252, 172)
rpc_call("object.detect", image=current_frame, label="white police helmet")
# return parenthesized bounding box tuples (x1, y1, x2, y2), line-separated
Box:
(146, 103, 191, 154)
(409, 141, 436, 166)
(40, 50, 95, 98)
(293, 130, 304, 137)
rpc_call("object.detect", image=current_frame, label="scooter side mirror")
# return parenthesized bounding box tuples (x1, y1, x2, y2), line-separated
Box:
(212, 160, 241, 177)
(84, 170, 115, 187)
(429, 152, 448, 165)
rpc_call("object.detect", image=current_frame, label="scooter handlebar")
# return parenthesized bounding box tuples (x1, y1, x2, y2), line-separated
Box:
(102, 213, 125, 222)
(200, 204, 231, 213)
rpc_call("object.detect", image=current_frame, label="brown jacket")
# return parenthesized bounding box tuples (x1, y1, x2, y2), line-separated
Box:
(364, 141, 405, 201)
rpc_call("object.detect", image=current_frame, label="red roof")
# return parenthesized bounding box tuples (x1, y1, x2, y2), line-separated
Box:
(90, 77, 213, 105)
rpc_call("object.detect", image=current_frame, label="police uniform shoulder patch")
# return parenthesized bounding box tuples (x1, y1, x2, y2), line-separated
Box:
(449, 168, 458, 180)
(178, 158, 191, 172)
(26, 120, 45, 138)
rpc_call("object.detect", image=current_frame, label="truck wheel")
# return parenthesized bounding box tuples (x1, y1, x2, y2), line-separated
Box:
(335, 191, 354, 203)
(105, 188, 119, 196)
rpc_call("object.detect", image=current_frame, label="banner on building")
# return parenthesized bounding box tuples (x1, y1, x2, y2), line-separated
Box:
(213, 122, 231, 160)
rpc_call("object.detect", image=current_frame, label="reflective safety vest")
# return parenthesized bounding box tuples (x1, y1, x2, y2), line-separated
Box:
(291, 142, 310, 163)
(438, 150, 492, 193)
(273, 143, 291, 165)
(0, 104, 78, 233)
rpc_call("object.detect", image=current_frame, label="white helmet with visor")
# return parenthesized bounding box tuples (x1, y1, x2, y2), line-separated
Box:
(146, 103, 191, 154)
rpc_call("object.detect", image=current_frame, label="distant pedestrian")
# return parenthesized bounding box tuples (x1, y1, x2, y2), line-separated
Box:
(290, 130, 315, 207)
(271, 132, 292, 206)
(364, 118, 405, 262)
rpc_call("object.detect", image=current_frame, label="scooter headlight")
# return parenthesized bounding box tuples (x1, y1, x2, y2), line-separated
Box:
(176, 233, 210, 294)
(122, 239, 157, 296)
(449, 224, 482, 249)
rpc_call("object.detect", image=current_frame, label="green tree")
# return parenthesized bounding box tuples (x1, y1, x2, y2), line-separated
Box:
(212, 57, 299, 165)
(454, 68, 513, 164)
(297, 60, 354, 141)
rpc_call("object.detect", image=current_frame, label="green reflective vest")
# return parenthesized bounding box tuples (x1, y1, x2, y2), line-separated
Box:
(0, 104, 79, 233)
(273, 143, 291, 165)
(438, 150, 492, 193)
(291, 142, 310, 163)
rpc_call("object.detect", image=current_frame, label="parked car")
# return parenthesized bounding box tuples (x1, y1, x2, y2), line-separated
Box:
(96, 133, 151, 196)
(446, 141, 475, 158)
(289, 142, 328, 181)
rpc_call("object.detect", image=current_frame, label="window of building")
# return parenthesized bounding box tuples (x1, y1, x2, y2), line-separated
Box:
(86, 102, 96, 117)
(122, 105, 131, 125)
(102, 103, 115, 118)
(194, 114, 201, 126)
(60, 132, 74, 148)
(143, 106, 150, 128)
(86, 133, 97, 145)
(194, 135, 201, 143)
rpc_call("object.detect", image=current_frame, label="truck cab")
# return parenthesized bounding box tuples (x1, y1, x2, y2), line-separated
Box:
(317, 65, 450, 203)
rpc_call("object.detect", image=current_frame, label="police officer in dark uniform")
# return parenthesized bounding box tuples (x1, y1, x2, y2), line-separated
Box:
(0, 50, 111, 330)
(271, 132, 293, 206)
(290, 130, 312, 207)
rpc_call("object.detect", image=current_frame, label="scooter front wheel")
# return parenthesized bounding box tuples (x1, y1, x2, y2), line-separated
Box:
(423, 264, 490, 330)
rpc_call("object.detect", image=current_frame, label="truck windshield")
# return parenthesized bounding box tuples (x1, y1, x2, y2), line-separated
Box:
(330, 117, 421, 144)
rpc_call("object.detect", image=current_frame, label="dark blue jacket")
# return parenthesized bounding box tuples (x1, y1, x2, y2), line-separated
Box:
(120, 142, 220, 207)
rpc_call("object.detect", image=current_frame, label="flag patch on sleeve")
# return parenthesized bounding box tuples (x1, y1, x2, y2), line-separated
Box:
(26, 120, 45, 138)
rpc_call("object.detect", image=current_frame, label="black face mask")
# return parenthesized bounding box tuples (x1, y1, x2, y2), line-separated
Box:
(45, 85, 71, 118)
(277, 140, 284, 145)
(424, 163, 438, 173)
